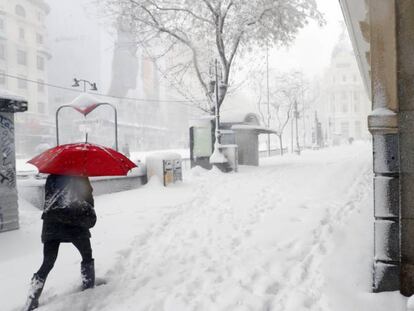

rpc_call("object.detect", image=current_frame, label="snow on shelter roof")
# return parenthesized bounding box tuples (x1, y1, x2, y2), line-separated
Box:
(0, 89, 28, 113)
(231, 124, 277, 134)
(69, 93, 104, 107)
(220, 112, 261, 126)
(0, 89, 27, 102)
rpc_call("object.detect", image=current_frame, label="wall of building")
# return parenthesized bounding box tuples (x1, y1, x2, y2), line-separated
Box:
(0, 0, 53, 157)
(319, 32, 371, 145)
(0, 112, 18, 232)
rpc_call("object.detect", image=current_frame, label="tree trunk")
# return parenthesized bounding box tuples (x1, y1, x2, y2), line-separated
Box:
(295, 114, 301, 155)
(278, 135, 284, 156)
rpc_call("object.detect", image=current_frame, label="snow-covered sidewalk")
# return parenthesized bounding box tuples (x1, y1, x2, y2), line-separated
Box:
(0, 143, 407, 310)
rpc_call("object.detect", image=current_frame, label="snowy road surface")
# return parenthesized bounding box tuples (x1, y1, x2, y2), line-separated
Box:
(0, 143, 407, 310)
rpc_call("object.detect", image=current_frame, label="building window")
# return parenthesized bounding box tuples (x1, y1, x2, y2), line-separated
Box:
(355, 121, 362, 138)
(342, 102, 348, 113)
(15, 5, 26, 17)
(342, 75, 347, 82)
(36, 33, 43, 44)
(37, 12, 43, 22)
(341, 91, 347, 100)
(37, 55, 44, 70)
(355, 102, 360, 113)
(0, 19, 4, 31)
(18, 77, 27, 89)
(0, 44, 5, 60)
(341, 122, 349, 137)
(38, 79, 44, 92)
(0, 71, 5, 85)
(19, 27, 25, 40)
(38, 102, 46, 114)
(353, 92, 359, 101)
(17, 50, 27, 65)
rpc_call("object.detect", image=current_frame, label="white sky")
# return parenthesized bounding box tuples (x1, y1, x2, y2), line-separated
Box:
(223, 0, 346, 112)
(268, 0, 345, 78)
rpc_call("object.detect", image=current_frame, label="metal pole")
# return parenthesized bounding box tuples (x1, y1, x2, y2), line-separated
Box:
(56, 108, 60, 146)
(301, 76, 306, 148)
(55, 105, 72, 146)
(215, 59, 220, 145)
(290, 116, 294, 153)
(113, 105, 118, 151)
(266, 42, 271, 156)
(294, 100, 300, 155)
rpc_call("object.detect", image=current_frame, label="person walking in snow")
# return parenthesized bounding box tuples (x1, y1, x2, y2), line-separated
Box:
(23, 174, 97, 311)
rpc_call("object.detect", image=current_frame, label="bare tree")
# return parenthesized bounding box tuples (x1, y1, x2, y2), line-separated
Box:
(252, 70, 306, 155)
(102, 0, 324, 115)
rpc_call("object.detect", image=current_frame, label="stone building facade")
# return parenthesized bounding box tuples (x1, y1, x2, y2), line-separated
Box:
(0, 0, 53, 157)
(320, 32, 371, 145)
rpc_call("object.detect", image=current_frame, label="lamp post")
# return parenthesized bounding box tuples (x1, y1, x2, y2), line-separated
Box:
(266, 41, 271, 156)
(209, 59, 227, 164)
(72, 78, 98, 92)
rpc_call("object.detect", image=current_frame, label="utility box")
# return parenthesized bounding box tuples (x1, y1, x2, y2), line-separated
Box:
(0, 90, 28, 233)
(189, 116, 214, 170)
(220, 144, 238, 172)
(146, 152, 183, 186)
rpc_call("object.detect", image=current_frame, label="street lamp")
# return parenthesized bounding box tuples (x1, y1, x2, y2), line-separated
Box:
(209, 59, 227, 164)
(72, 78, 98, 92)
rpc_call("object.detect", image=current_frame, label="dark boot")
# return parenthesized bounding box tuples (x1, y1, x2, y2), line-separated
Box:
(81, 259, 95, 290)
(23, 274, 45, 311)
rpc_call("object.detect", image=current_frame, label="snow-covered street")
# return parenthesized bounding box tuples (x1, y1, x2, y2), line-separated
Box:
(0, 143, 406, 310)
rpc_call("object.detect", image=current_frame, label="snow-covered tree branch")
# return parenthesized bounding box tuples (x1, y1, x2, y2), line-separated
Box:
(103, 0, 324, 113)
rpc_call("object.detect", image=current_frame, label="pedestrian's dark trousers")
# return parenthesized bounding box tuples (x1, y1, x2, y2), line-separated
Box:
(36, 239, 93, 280)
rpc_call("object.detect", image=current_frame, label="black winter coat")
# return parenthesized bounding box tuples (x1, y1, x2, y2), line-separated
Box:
(41, 174, 96, 243)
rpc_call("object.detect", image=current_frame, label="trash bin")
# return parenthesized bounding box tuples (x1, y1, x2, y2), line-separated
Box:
(146, 152, 183, 186)
(219, 144, 238, 172)
(163, 159, 174, 185)
(173, 159, 182, 182)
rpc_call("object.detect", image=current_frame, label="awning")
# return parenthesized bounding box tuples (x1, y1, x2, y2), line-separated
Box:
(231, 124, 277, 135)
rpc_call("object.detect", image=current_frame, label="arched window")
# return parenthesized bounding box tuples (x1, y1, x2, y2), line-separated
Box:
(15, 5, 26, 17)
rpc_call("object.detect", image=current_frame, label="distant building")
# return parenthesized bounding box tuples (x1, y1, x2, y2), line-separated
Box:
(319, 31, 371, 145)
(46, 1, 190, 152)
(46, 0, 102, 114)
(0, 0, 53, 156)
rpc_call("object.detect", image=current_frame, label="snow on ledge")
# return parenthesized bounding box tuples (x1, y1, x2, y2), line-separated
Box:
(369, 108, 397, 117)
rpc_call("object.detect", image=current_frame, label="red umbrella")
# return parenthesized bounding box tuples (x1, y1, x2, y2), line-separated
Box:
(28, 143, 137, 177)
